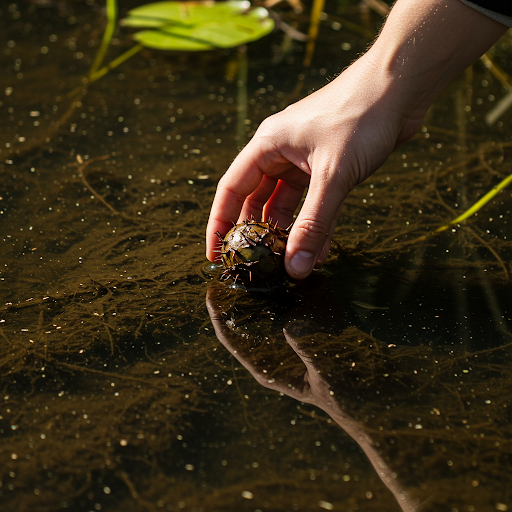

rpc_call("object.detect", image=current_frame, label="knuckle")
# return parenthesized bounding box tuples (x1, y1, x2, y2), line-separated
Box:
(294, 218, 330, 241)
(218, 178, 246, 203)
(257, 113, 278, 132)
(255, 112, 285, 139)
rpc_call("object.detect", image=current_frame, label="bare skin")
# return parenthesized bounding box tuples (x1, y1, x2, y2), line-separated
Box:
(206, 0, 506, 279)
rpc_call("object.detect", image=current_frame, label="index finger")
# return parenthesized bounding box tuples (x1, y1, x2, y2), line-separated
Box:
(205, 137, 292, 262)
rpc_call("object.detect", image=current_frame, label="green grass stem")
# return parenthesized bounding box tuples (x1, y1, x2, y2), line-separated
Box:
(89, 0, 118, 79)
(436, 171, 512, 233)
(303, 0, 326, 67)
(89, 44, 144, 84)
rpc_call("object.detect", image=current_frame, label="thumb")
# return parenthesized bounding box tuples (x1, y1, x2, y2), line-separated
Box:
(285, 175, 346, 279)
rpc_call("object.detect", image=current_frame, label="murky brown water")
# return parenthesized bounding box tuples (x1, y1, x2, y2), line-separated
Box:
(1, 1, 512, 511)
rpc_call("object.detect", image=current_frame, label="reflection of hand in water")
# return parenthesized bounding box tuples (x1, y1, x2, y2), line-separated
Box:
(206, 280, 423, 512)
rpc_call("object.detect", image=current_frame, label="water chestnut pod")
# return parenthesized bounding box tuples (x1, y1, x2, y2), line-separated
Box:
(217, 220, 289, 286)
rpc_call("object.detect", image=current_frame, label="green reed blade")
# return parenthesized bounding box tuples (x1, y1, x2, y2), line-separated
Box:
(436, 171, 512, 233)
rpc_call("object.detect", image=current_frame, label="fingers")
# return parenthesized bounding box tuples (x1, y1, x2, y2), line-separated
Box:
(263, 176, 308, 230)
(317, 204, 343, 267)
(206, 102, 354, 271)
(205, 151, 265, 262)
(285, 168, 348, 279)
(238, 174, 279, 223)
(205, 134, 295, 261)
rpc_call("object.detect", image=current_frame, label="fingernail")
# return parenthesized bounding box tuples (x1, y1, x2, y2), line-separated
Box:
(290, 251, 315, 277)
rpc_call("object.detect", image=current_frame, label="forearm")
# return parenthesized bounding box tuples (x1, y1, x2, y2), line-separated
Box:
(364, 0, 507, 113)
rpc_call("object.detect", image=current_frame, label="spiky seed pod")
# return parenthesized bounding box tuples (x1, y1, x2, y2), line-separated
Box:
(217, 220, 289, 286)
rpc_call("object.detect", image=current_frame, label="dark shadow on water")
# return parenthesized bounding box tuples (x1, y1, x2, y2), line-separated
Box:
(206, 271, 512, 511)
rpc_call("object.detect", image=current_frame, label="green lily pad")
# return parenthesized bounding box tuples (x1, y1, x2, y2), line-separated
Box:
(132, 29, 214, 51)
(122, 1, 274, 51)
(123, 1, 250, 28)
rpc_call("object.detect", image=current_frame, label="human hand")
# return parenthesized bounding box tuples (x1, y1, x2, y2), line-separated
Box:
(206, 54, 423, 279)
(206, 0, 506, 280)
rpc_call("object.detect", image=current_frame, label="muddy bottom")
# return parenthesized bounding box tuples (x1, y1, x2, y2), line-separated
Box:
(1, 1, 512, 511)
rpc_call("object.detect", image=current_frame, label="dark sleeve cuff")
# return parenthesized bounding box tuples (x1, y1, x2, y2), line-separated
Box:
(466, 1, 512, 16)
(460, 0, 512, 26)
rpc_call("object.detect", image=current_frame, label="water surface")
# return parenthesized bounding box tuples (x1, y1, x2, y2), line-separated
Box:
(1, 1, 512, 511)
